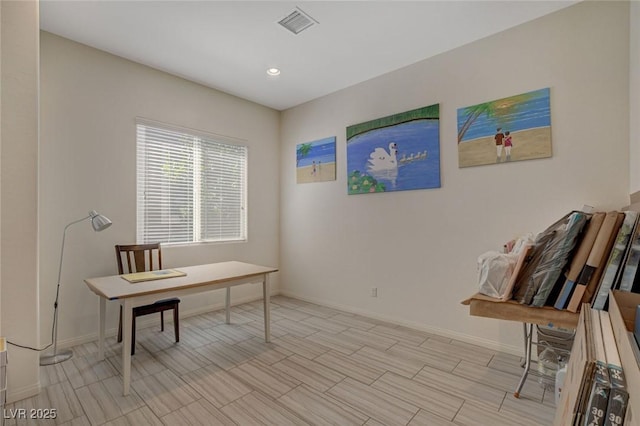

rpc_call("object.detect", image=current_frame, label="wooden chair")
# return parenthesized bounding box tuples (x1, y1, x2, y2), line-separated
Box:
(115, 243, 180, 355)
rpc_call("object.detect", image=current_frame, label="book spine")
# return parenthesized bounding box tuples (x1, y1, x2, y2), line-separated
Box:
(555, 279, 577, 310)
(584, 380, 610, 426)
(603, 388, 628, 426)
(592, 212, 639, 309)
(618, 215, 640, 292)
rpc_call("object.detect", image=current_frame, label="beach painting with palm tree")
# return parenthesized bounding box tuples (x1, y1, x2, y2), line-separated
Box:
(296, 136, 336, 183)
(346, 104, 440, 195)
(457, 88, 552, 167)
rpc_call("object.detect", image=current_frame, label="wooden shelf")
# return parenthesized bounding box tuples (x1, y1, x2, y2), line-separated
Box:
(463, 293, 580, 330)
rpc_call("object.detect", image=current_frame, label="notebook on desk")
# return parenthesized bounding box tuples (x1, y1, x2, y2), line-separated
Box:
(121, 269, 186, 283)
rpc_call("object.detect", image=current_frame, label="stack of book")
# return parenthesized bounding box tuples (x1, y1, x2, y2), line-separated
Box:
(554, 307, 628, 425)
(508, 210, 640, 312)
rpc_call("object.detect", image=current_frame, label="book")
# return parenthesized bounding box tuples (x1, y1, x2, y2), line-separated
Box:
(567, 212, 624, 312)
(567, 285, 588, 313)
(531, 212, 587, 307)
(617, 215, 640, 292)
(555, 280, 578, 310)
(581, 213, 625, 304)
(121, 269, 186, 283)
(514, 212, 582, 304)
(632, 273, 640, 293)
(575, 305, 597, 425)
(592, 211, 639, 310)
(600, 310, 628, 426)
(583, 309, 610, 426)
(554, 213, 605, 310)
(515, 211, 580, 305)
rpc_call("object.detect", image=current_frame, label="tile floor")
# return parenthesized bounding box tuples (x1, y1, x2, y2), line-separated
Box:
(5, 296, 556, 425)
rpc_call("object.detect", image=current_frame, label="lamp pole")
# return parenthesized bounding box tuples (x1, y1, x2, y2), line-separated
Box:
(40, 211, 111, 366)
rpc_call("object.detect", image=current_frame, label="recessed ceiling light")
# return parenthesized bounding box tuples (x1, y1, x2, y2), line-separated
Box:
(267, 68, 281, 76)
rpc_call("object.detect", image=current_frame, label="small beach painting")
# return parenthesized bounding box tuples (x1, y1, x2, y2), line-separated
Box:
(296, 136, 336, 183)
(457, 88, 552, 168)
(346, 104, 440, 195)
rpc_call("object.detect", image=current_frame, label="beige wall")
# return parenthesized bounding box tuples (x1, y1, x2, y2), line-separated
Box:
(1, 0, 41, 402)
(280, 1, 630, 353)
(39, 33, 280, 348)
(32, 0, 637, 381)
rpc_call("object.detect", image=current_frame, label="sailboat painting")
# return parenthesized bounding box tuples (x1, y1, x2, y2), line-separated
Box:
(346, 104, 440, 195)
(457, 88, 552, 167)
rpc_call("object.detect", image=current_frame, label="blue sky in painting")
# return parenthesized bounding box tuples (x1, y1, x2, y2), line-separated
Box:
(297, 136, 336, 167)
(457, 88, 551, 142)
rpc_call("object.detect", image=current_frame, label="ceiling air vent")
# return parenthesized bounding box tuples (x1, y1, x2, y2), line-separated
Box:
(277, 7, 318, 35)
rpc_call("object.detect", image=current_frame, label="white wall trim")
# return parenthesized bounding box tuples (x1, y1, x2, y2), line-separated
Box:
(279, 290, 523, 356)
(53, 293, 270, 349)
(6, 382, 40, 405)
(58, 289, 523, 356)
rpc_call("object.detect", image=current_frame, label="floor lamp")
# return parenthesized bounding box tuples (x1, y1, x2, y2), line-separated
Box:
(40, 210, 112, 366)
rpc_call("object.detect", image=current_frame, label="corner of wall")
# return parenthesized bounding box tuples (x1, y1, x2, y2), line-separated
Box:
(1, 0, 41, 402)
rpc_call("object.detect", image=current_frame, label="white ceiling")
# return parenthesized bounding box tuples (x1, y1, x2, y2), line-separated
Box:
(39, 1, 577, 111)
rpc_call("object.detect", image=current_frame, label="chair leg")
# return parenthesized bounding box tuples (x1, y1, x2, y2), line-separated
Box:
(160, 311, 165, 332)
(131, 315, 136, 356)
(117, 306, 123, 343)
(174, 305, 180, 343)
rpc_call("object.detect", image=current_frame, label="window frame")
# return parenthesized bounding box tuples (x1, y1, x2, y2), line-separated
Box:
(136, 118, 249, 246)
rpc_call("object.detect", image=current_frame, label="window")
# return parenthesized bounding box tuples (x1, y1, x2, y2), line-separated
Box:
(136, 120, 247, 245)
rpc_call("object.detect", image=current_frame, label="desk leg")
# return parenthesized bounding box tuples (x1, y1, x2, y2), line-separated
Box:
(122, 299, 133, 396)
(98, 297, 106, 360)
(263, 274, 271, 343)
(514, 323, 533, 398)
(225, 287, 231, 324)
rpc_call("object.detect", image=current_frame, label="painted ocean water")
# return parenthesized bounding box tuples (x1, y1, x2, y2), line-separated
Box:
(458, 88, 551, 142)
(297, 138, 336, 167)
(347, 119, 440, 193)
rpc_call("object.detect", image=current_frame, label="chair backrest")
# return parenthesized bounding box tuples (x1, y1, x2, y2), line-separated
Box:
(115, 243, 162, 274)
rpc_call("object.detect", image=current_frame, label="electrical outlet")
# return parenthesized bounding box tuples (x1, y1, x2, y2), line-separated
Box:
(371, 287, 377, 297)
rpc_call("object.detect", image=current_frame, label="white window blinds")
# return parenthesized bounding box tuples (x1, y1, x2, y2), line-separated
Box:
(137, 121, 247, 245)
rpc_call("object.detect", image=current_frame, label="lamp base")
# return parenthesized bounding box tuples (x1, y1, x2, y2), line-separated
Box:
(39, 349, 73, 366)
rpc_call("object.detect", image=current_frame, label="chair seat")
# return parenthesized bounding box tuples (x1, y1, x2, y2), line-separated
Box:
(133, 298, 180, 316)
(152, 297, 180, 305)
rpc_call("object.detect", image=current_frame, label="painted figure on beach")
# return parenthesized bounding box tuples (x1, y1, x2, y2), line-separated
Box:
(456, 88, 552, 167)
(494, 128, 504, 163)
(504, 131, 513, 161)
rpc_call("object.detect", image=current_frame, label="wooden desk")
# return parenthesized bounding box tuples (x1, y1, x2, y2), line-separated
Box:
(85, 261, 278, 395)
(463, 293, 579, 397)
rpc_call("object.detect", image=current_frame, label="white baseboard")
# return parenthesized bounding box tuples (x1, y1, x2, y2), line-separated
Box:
(7, 382, 40, 404)
(55, 288, 519, 356)
(54, 293, 272, 349)
(279, 289, 522, 356)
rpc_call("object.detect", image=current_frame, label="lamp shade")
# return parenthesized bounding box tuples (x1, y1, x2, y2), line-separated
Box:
(89, 210, 112, 232)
